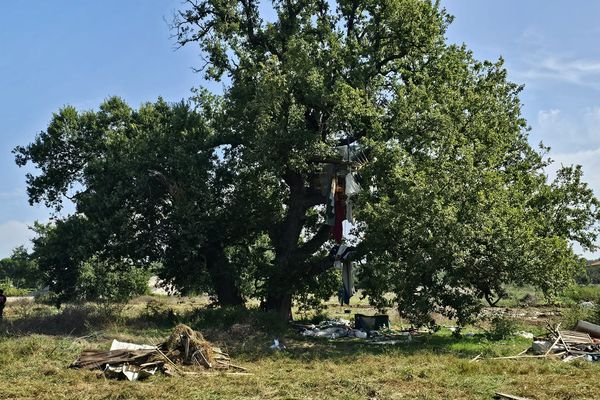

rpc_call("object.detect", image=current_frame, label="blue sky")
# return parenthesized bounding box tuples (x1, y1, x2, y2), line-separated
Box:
(1, 1, 599, 259)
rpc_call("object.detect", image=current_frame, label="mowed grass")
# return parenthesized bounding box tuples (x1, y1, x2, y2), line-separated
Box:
(0, 296, 599, 400)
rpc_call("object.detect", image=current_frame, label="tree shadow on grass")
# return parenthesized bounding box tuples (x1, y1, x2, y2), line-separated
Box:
(226, 331, 492, 364)
(2, 301, 504, 364)
(2, 302, 128, 336)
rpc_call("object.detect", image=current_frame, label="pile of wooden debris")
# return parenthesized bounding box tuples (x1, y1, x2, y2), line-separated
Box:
(473, 320, 600, 363)
(534, 320, 600, 362)
(71, 324, 246, 380)
(162, 324, 232, 369)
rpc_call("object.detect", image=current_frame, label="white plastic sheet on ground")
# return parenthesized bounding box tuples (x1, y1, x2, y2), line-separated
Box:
(109, 340, 156, 351)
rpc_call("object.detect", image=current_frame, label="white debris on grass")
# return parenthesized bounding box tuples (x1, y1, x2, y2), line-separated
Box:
(110, 340, 156, 351)
(514, 331, 534, 339)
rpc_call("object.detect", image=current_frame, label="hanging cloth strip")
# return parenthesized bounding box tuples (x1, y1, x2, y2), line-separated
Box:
(345, 173, 360, 196)
(333, 244, 348, 269)
(344, 173, 360, 224)
(332, 195, 345, 243)
(330, 245, 356, 305)
(342, 261, 354, 305)
(324, 176, 336, 226)
(331, 176, 346, 243)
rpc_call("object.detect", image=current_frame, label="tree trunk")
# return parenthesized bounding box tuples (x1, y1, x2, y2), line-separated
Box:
(262, 170, 335, 321)
(264, 292, 293, 321)
(205, 245, 244, 307)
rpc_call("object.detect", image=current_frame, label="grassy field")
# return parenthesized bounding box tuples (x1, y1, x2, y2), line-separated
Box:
(0, 295, 599, 400)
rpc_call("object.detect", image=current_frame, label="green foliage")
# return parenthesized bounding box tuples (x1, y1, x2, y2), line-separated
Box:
(30, 219, 150, 305)
(355, 46, 598, 325)
(560, 305, 594, 329)
(559, 285, 600, 304)
(0, 246, 43, 289)
(592, 304, 600, 325)
(76, 256, 150, 304)
(0, 282, 31, 296)
(293, 266, 341, 316)
(485, 316, 520, 341)
(33, 291, 61, 306)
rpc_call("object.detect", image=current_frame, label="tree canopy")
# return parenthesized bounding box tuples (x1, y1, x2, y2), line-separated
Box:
(15, 0, 600, 324)
(0, 246, 41, 289)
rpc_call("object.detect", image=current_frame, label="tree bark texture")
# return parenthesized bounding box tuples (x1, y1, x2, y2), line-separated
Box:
(205, 244, 245, 307)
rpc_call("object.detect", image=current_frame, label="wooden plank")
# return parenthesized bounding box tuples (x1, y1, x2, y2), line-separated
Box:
(487, 352, 565, 360)
(558, 330, 593, 344)
(155, 347, 184, 376)
(495, 392, 533, 400)
(544, 336, 561, 357)
(182, 371, 254, 377)
(556, 331, 570, 353)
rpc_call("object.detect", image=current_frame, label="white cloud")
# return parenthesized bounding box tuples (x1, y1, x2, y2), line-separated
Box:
(515, 27, 545, 48)
(537, 108, 560, 123)
(0, 187, 24, 200)
(535, 107, 600, 151)
(520, 56, 600, 89)
(0, 220, 34, 258)
(548, 147, 600, 196)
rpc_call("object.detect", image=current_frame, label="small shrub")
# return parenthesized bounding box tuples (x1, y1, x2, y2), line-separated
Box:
(138, 299, 180, 327)
(589, 304, 600, 325)
(0, 282, 32, 296)
(34, 291, 60, 306)
(518, 293, 538, 307)
(560, 305, 593, 329)
(304, 310, 330, 325)
(485, 315, 519, 340)
(5, 302, 125, 335)
(559, 285, 600, 304)
(7, 299, 54, 320)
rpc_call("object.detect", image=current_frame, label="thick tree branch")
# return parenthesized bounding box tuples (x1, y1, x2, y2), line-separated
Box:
(301, 256, 334, 277)
(296, 224, 331, 259)
(303, 190, 327, 208)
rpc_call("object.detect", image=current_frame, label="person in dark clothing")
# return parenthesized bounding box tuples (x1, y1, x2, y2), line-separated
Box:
(0, 289, 6, 321)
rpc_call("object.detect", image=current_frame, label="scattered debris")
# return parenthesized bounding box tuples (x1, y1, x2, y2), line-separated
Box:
(481, 308, 561, 321)
(574, 319, 600, 338)
(301, 319, 352, 339)
(518, 293, 537, 307)
(270, 338, 286, 351)
(531, 340, 557, 355)
(477, 321, 600, 363)
(71, 324, 244, 380)
(299, 318, 413, 344)
(104, 363, 158, 381)
(514, 331, 534, 339)
(354, 314, 390, 331)
(110, 340, 155, 351)
(579, 301, 595, 309)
